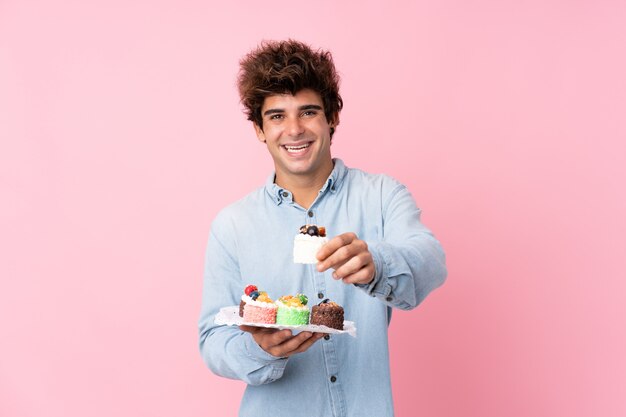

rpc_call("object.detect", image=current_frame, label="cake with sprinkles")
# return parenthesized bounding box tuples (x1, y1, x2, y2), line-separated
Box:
(310, 299, 344, 330)
(240, 285, 277, 324)
(275, 294, 310, 325)
(293, 224, 328, 264)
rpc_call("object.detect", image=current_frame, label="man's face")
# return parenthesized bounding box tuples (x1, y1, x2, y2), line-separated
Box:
(255, 89, 335, 182)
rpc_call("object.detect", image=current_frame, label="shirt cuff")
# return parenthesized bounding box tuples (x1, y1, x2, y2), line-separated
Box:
(243, 332, 289, 380)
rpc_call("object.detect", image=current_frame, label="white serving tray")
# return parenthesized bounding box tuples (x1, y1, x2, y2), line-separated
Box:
(215, 306, 357, 337)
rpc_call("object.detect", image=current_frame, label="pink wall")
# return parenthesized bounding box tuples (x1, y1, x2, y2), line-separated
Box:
(1, 1, 625, 416)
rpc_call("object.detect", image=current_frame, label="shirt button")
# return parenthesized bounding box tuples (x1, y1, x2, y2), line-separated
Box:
(386, 296, 393, 302)
(318, 293, 324, 299)
(282, 191, 289, 197)
(331, 185, 336, 191)
(308, 210, 314, 217)
(324, 334, 330, 340)
(330, 376, 337, 383)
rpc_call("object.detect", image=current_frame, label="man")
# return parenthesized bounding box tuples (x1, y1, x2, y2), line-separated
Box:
(198, 39, 447, 416)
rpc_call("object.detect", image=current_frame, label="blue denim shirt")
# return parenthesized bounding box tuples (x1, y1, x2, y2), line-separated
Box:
(198, 159, 447, 417)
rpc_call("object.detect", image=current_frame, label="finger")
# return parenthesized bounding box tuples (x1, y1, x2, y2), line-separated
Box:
(239, 325, 280, 337)
(241, 326, 293, 350)
(316, 232, 356, 263)
(321, 238, 369, 273)
(272, 331, 316, 357)
(287, 333, 325, 355)
(341, 264, 376, 285)
(317, 240, 360, 272)
(333, 252, 371, 279)
(239, 325, 268, 333)
(264, 329, 294, 347)
(320, 257, 350, 279)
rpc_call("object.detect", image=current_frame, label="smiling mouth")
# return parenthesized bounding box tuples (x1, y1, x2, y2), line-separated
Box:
(283, 143, 311, 154)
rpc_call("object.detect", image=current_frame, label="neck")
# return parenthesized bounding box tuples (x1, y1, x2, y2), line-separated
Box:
(275, 160, 334, 209)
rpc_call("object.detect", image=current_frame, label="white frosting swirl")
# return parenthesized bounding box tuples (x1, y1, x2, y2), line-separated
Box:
(241, 294, 275, 308)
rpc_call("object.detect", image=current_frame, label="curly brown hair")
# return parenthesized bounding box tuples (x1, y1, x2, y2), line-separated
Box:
(237, 39, 343, 135)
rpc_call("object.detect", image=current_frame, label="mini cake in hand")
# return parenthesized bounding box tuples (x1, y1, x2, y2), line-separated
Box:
(310, 299, 344, 330)
(293, 225, 328, 264)
(241, 286, 277, 324)
(275, 294, 310, 326)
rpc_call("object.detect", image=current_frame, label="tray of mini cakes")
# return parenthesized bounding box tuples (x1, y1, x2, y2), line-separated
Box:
(214, 285, 356, 337)
(215, 225, 356, 337)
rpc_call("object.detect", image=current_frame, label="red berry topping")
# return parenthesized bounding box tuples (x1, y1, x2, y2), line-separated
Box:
(244, 285, 258, 296)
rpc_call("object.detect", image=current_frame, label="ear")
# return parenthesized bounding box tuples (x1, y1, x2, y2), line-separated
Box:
(329, 112, 339, 141)
(254, 123, 266, 143)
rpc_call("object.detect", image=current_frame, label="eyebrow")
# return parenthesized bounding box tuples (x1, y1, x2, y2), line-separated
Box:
(263, 104, 323, 117)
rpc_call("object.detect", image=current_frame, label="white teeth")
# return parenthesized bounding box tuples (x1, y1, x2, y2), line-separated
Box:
(285, 143, 310, 152)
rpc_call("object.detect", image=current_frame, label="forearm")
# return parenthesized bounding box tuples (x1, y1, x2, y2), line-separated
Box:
(356, 183, 447, 309)
(199, 324, 288, 385)
(361, 233, 447, 309)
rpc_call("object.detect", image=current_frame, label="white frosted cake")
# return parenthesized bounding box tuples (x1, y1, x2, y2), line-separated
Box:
(293, 225, 328, 264)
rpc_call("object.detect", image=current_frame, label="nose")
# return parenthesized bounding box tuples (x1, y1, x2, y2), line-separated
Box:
(285, 116, 305, 137)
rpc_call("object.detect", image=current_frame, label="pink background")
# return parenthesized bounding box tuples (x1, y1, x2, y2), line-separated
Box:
(2, 1, 625, 416)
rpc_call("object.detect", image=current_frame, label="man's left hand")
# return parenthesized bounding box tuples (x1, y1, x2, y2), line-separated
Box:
(316, 232, 375, 285)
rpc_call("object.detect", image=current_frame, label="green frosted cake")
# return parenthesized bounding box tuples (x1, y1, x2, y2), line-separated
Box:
(275, 294, 310, 325)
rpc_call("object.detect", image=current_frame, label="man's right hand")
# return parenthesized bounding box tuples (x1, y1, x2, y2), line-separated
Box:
(239, 325, 324, 358)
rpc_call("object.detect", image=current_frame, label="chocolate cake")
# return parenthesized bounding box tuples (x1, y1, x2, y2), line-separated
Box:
(310, 299, 344, 330)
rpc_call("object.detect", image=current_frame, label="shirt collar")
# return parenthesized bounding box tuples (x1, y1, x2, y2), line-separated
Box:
(265, 158, 348, 205)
